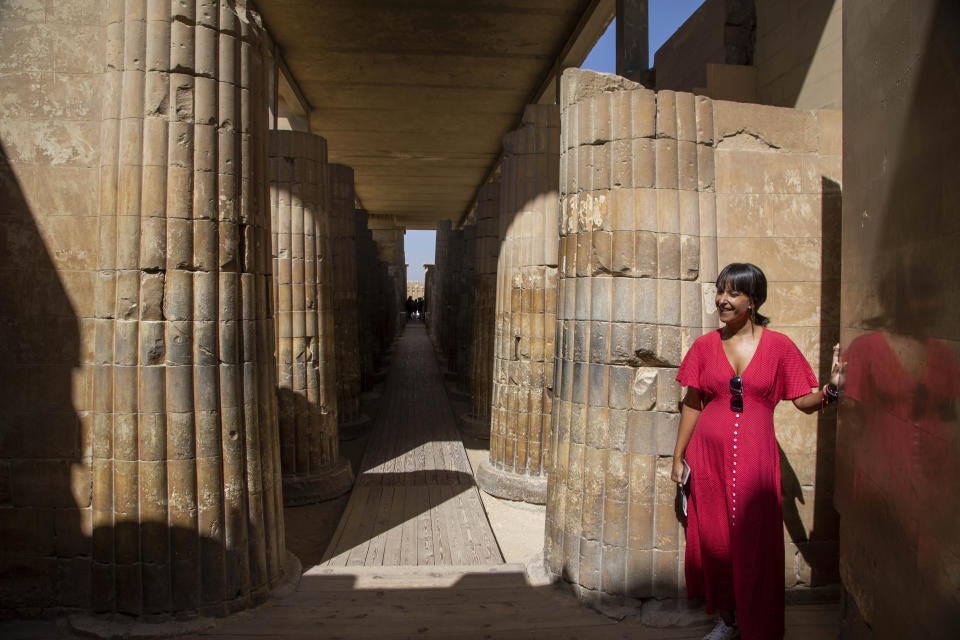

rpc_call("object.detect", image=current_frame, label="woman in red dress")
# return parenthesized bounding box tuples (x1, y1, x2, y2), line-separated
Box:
(671, 263, 841, 640)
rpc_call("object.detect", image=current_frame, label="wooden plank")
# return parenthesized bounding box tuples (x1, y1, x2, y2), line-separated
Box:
(416, 485, 435, 565)
(345, 485, 383, 566)
(381, 484, 406, 566)
(398, 485, 421, 565)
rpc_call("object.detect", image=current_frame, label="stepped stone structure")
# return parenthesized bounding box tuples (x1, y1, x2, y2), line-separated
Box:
(477, 105, 561, 504)
(544, 68, 841, 603)
(269, 131, 353, 506)
(329, 164, 369, 435)
(461, 180, 502, 437)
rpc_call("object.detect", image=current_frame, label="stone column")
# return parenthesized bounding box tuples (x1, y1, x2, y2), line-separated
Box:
(455, 223, 477, 395)
(441, 229, 465, 372)
(329, 164, 370, 436)
(430, 221, 452, 355)
(544, 69, 709, 604)
(269, 131, 353, 505)
(90, 3, 293, 617)
(461, 180, 502, 437)
(370, 223, 407, 333)
(353, 209, 378, 385)
(477, 105, 560, 504)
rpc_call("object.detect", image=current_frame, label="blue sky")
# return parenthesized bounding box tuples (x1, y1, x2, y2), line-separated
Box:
(405, 1, 706, 283)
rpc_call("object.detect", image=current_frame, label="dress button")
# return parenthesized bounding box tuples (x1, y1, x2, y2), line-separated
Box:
(735, 423, 738, 427)
(736, 414, 740, 418)
(733, 461, 737, 465)
(734, 431, 738, 435)
(733, 453, 737, 457)
(733, 469, 736, 474)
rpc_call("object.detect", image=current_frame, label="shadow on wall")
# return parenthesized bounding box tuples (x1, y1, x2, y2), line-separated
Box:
(756, 0, 839, 106)
(0, 144, 285, 619)
(0, 144, 87, 610)
(779, 175, 842, 587)
(837, 1, 960, 637)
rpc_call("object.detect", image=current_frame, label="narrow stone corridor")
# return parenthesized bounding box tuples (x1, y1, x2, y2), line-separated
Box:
(321, 323, 502, 566)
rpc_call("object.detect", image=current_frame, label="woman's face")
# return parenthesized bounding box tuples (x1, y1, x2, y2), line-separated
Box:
(715, 280, 752, 325)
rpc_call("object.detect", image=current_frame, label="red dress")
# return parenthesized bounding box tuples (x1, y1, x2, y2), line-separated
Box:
(676, 329, 817, 640)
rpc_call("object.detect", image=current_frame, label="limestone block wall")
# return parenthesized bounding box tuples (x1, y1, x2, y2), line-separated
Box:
(755, 0, 841, 110)
(0, 0, 103, 612)
(478, 105, 560, 504)
(269, 131, 352, 506)
(544, 68, 840, 602)
(329, 164, 364, 425)
(712, 100, 842, 588)
(463, 181, 502, 433)
(89, 3, 288, 617)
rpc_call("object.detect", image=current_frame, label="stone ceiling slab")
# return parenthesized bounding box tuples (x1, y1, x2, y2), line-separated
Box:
(257, 0, 610, 228)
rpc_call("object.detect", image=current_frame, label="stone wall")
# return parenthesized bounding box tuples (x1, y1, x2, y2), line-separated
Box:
(269, 131, 352, 506)
(652, 0, 755, 94)
(478, 105, 560, 504)
(0, 0, 104, 613)
(544, 68, 840, 603)
(755, 0, 841, 110)
(838, 1, 960, 637)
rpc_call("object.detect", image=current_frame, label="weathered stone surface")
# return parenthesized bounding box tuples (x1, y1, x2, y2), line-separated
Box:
(269, 131, 354, 506)
(462, 180, 501, 436)
(328, 164, 367, 430)
(546, 68, 841, 604)
(479, 104, 560, 505)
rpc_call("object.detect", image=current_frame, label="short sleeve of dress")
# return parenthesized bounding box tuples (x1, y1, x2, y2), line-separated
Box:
(777, 335, 819, 401)
(677, 337, 703, 390)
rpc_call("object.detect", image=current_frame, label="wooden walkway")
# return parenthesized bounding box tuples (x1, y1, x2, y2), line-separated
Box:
(321, 323, 502, 566)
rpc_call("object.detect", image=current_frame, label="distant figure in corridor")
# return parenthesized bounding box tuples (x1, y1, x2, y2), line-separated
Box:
(416, 297, 424, 318)
(671, 263, 842, 640)
(405, 296, 415, 320)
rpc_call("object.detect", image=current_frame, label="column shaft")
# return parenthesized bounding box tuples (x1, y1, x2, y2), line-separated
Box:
(269, 131, 353, 506)
(92, 4, 289, 617)
(477, 105, 560, 504)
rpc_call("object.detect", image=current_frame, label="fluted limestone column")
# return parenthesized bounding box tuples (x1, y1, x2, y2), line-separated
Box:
(269, 131, 353, 505)
(329, 164, 370, 436)
(354, 210, 378, 385)
(477, 105, 560, 504)
(91, 4, 293, 617)
(441, 228, 465, 372)
(430, 221, 452, 354)
(454, 223, 477, 394)
(462, 181, 502, 437)
(544, 69, 711, 602)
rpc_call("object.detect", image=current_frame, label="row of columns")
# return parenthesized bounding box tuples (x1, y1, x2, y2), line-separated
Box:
(87, 6, 401, 618)
(91, 5, 289, 616)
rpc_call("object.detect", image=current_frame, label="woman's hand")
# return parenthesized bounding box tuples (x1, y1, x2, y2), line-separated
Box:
(830, 343, 845, 388)
(671, 457, 686, 484)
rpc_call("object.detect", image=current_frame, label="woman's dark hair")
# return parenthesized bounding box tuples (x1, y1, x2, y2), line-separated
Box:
(716, 262, 770, 326)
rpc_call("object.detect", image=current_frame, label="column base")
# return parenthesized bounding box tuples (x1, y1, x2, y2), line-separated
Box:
(282, 458, 355, 506)
(475, 460, 546, 504)
(338, 413, 372, 441)
(68, 550, 302, 635)
(459, 413, 491, 440)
